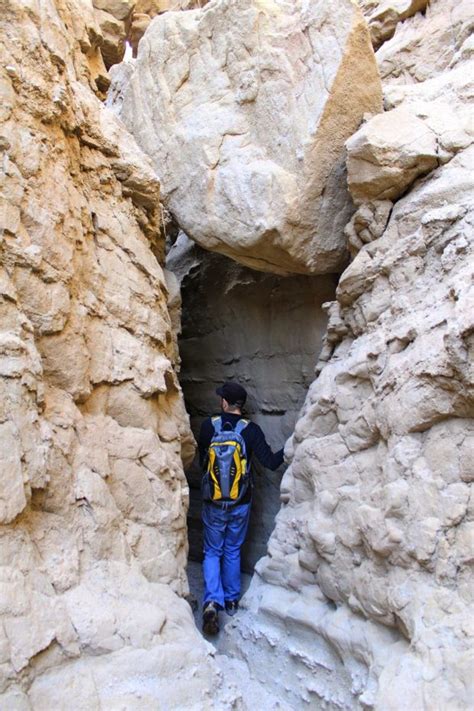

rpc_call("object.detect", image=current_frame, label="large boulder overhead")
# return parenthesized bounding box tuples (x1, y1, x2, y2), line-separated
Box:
(222, 1, 474, 706)
(110, 0, 382, 275)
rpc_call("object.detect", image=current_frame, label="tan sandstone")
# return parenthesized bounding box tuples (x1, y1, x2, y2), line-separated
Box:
(0, 0, 239, 706)
(358, 0, 430, 49)
(222, 1, 474, 708)
(2, 0, 473, 707)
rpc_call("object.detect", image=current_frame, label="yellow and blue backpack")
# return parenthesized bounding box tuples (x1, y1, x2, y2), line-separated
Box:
(202, 417, 250, 504)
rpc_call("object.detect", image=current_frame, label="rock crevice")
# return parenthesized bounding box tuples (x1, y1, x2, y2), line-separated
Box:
(1, 0, 473, 708)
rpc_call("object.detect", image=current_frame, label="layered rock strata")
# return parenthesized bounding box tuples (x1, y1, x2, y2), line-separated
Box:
(167, 233, 337, 569)
(109, 0, 382, 275)
(223, 1, 474, 708)
(0, 0, 237, 706)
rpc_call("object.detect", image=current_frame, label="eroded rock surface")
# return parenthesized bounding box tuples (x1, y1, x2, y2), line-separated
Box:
(109, 0, 382, 275)
(223, 2, 474, 708)
(0, 0, 238, 706)
(128, 0, 210, 57)
(359, 0, 429, 49)
(2, 0, 473, 706)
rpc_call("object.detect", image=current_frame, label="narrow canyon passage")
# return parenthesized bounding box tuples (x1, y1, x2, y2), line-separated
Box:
(166, 234, 338, 593)
(2, 0, 472, 706)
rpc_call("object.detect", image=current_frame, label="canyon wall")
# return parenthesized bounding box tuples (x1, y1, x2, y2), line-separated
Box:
(222, 1, 474, 709)
(2, 0, 473, 708)
(110, 0, 473, 707)
(0, 1, 238, 707)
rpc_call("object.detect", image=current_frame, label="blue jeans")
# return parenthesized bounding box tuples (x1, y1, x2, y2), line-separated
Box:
(202, 502, 251, 609)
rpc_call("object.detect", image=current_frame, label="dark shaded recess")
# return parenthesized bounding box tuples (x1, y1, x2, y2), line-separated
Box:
(175, 244, 338, 572)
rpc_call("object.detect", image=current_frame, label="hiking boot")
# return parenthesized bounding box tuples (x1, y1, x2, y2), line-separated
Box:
(202, 602, 219, 635)
(225, 600, 239, 616)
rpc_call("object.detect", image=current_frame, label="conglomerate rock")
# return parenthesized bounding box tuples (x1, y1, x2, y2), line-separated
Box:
(109, 0, 382, 275)
(0, 0, 239, 706)
(222, 1, 474, 708)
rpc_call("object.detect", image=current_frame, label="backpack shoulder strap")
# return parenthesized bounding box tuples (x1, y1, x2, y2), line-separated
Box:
(211, 416, 222, 435)
(234, 418, 249, 436)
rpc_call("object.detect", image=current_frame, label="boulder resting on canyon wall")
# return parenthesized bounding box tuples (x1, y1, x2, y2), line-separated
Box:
(0, 0, 239, 706)
(223, 1, 474, 708)
(109, 0, 382, 275)
(358, 0, 429, 49)
(129, 0, 210, 57)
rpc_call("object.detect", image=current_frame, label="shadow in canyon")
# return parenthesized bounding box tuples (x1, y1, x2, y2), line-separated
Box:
(167, 235, 338, 596)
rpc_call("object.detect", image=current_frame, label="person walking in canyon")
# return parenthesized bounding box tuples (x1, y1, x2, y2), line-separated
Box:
(198, 382, 284, 635)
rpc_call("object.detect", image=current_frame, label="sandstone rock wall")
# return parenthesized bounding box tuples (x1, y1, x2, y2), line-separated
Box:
(3, 0, 473, 707)
(129, 0, 210, 57)
(167, 233, 337, 569)
(0, 1, 237, 706)
(109, 0, 382, 275)
(223, 1, 474, 708)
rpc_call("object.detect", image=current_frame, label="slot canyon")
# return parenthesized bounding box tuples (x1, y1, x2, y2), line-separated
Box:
(0, 0, 472, 709)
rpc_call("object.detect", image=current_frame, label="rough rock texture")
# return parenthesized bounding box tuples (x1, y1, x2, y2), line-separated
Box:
(375, 0, 473, 85)
(134, 0, 208, 11)
(359, 0, 429, 49)
(223, 1, 474, 708)
(91, 0, 135, 69)
(93, 6, 128, 69)
(129, 0, 210, 57)
(167, 233, 336, 569)
(109, 0, 382, 275)
(3, 0, 473, 706)
(346, 107, 439, 203)
(0, 0, 239, 706)
(349, 3, 473, 205)
(90, 0, 210, 68)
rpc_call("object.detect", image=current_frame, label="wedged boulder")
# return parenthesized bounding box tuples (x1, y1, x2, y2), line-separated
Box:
(109, 0, 382, 275)
(93, 7, 127, 68)
(346, 107, 438, 203)
(358, 0, 429, 49)
(222, 0, 474, 705)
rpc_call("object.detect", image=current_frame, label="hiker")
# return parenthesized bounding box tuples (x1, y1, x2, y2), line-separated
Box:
(198, 381, 284, 635)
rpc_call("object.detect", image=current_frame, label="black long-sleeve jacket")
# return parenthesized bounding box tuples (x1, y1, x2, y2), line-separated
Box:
(198, 413, 284, 504)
